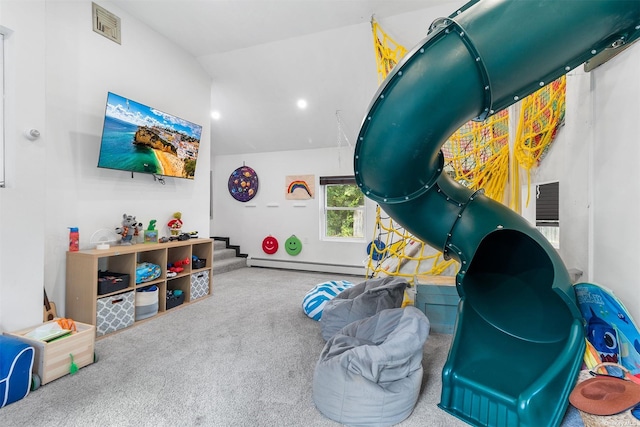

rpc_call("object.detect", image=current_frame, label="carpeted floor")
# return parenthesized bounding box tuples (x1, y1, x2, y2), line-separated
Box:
(0, 267, 584, 426)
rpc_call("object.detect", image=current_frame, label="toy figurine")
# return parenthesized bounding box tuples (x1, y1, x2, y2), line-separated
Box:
(167, 212, 183, 236)
(116, 213, 142, 245)
(144, 219, 158, 243)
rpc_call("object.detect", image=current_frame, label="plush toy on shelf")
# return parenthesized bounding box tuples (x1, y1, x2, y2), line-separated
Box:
(167, 212, 183, 236)
(115, 213, 143, 245)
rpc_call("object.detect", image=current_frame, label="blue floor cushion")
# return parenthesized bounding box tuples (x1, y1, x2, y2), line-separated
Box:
(302, 280, 354, 321)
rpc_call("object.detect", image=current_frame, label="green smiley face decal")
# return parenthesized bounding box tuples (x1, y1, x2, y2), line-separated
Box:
(285, 235, 302, 256)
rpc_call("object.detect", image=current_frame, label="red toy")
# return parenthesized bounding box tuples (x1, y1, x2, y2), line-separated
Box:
(167, 257, 190, 274)
(173, 258, 190, 268)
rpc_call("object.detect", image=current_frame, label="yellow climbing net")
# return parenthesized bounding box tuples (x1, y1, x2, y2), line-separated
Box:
(513, 75, 567, 207)
(371, 18, 408, 84)
(441, 110, 510, 203)
(365, 19, 565, 282)
(366, 206, 458, 283)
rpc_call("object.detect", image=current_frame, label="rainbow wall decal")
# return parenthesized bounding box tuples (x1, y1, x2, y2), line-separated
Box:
(288, 181, 312, 197)
(285, 175, 315, 200)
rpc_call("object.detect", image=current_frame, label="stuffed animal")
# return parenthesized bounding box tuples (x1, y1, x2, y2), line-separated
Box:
(116, 213, 142, 245)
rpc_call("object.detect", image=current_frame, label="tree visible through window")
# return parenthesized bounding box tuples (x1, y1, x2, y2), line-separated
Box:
(320, 176, 365, 239)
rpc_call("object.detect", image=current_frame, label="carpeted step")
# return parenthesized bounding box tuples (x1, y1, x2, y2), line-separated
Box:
(211, 236, 247, 275)
(214, 248, 239, 262)
(213, 257, 247, 275)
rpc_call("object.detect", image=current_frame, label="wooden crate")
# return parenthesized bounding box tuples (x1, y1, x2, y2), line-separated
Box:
(6, 320, 95, 385)
(415, 274, 457, 286)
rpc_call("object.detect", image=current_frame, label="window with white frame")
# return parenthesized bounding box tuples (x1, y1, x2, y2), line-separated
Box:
(320, 176, 365, 240)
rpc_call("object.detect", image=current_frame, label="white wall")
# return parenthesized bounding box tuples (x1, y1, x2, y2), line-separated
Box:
(205, 16, 388, 273)
(0, 0, 48, 334)
(207, 4, 463, 274)
(212, 146, 376, 273)
(0, 0, 212, 332)
(590, 47, 640, 322)
(522, 69, 593, 280)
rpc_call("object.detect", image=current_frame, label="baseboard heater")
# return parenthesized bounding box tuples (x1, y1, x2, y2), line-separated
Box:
(247, 257, 365, 276)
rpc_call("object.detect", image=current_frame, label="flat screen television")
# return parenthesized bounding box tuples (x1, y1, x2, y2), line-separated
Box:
(97, 92, 203, 180)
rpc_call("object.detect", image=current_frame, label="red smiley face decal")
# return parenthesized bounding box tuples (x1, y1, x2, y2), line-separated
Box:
(262, 236, 279, 254)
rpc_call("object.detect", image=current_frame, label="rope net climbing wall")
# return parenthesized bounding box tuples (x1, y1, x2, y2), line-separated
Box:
(441, 110, 510, 203)
(365, 205, 458, 282)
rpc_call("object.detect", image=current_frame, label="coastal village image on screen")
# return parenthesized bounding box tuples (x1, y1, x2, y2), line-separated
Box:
(98, 92, 202, 179)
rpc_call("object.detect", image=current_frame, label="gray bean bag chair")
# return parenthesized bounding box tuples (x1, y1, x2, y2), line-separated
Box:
(320, 276, 408, 341)
(313, 306, 430, 427)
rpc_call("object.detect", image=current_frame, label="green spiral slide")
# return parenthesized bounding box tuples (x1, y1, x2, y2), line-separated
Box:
(354, 1, 640, 426)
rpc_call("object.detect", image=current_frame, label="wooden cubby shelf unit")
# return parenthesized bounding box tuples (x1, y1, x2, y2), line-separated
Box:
(66, 238, 213, 338)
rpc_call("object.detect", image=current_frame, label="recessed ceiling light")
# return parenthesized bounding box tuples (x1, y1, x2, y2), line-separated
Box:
(211, 111, 221, 120)
(297, 99, 308, 109)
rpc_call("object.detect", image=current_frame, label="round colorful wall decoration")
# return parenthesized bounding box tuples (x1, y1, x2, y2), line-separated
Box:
(285, 235, 303, 256)
(262, 235, 279, 255)
(228, 165, 259, 202)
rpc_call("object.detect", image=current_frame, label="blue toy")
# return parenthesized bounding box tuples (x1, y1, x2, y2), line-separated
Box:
(0, 336, 35, 407)
(136, 262, 161, 284)
(575, 282, 640, 380)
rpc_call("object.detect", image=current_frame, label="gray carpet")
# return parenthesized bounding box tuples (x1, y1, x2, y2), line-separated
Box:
(0, 267, 584, 426)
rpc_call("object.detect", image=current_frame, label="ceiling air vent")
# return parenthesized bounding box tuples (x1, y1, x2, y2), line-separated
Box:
(92, 2, 121, 44)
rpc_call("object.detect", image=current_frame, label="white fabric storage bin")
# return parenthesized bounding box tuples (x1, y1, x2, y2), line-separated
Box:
(135, 285, 159, 321)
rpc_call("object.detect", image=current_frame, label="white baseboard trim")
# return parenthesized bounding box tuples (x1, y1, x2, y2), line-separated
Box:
(247, 257, 366, 276)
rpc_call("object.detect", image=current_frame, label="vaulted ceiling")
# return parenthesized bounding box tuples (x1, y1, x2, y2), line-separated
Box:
(109, 0, 463, 155)
(110, 1, 454, 56)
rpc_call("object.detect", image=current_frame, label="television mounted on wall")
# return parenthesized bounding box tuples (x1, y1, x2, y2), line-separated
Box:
(97, 92, 202, 180)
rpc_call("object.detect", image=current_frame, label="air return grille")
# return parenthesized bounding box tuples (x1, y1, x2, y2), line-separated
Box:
(92, 2, 121, 44)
